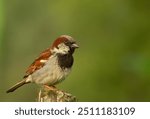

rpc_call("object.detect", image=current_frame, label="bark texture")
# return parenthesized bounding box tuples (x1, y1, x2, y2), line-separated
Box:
(38, 86, 77, 102)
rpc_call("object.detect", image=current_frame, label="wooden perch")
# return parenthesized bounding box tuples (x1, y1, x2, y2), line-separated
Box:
(37, 86, 77, 102)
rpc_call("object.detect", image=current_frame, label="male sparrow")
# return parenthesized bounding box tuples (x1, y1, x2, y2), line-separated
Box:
(6, 35, 79, 93)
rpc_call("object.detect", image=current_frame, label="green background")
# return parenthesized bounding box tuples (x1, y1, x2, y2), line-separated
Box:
(0, 0, 150, 101)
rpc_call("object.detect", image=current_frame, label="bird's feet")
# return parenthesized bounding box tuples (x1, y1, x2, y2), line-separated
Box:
(43, 85, 57, 91)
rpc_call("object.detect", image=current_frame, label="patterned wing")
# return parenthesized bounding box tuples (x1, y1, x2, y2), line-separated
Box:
(23, 48, 51, 78)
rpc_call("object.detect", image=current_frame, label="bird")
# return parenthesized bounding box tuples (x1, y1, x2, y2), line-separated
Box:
(6, 35, 79, 93)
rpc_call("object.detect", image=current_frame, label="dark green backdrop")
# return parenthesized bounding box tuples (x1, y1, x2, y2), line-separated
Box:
(0, 0, 150, 101)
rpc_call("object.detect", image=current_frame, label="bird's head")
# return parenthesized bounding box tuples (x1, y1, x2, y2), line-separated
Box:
(51, 35, 79, 55)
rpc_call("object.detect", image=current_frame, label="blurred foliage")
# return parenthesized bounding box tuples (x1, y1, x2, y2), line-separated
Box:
(0, 0, 150, 101)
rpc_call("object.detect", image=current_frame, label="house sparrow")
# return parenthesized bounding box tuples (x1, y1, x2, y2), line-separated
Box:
(6, 35, 79, 93)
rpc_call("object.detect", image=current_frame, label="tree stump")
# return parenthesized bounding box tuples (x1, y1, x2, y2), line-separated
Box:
(37, 86, 77, 102)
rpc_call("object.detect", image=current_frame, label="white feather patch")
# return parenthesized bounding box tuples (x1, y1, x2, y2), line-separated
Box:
(51, 43, 69, 55)
(40, 60, 47, 63)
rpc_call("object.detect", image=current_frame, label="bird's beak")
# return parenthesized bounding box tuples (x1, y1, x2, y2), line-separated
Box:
(71, 43, 79, 48)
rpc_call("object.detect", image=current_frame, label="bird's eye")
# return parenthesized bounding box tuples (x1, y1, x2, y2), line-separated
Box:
(65, 41, 72, 46)
(65, 40, 76, 45)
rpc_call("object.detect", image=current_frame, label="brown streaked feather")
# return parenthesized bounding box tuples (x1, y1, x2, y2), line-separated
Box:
(52, 37, 68, 48)
(23, 48, 51, 78)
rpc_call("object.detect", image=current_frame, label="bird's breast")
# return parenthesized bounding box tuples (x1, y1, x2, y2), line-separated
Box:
(57, 53, 74, 69)
(30, 55, 71, 85)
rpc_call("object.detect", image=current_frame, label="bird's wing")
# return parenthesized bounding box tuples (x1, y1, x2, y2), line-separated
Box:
(23, 48, 51, 78)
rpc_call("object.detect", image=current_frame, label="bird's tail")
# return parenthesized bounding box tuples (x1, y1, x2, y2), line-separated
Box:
(6, 79, 29, 93)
